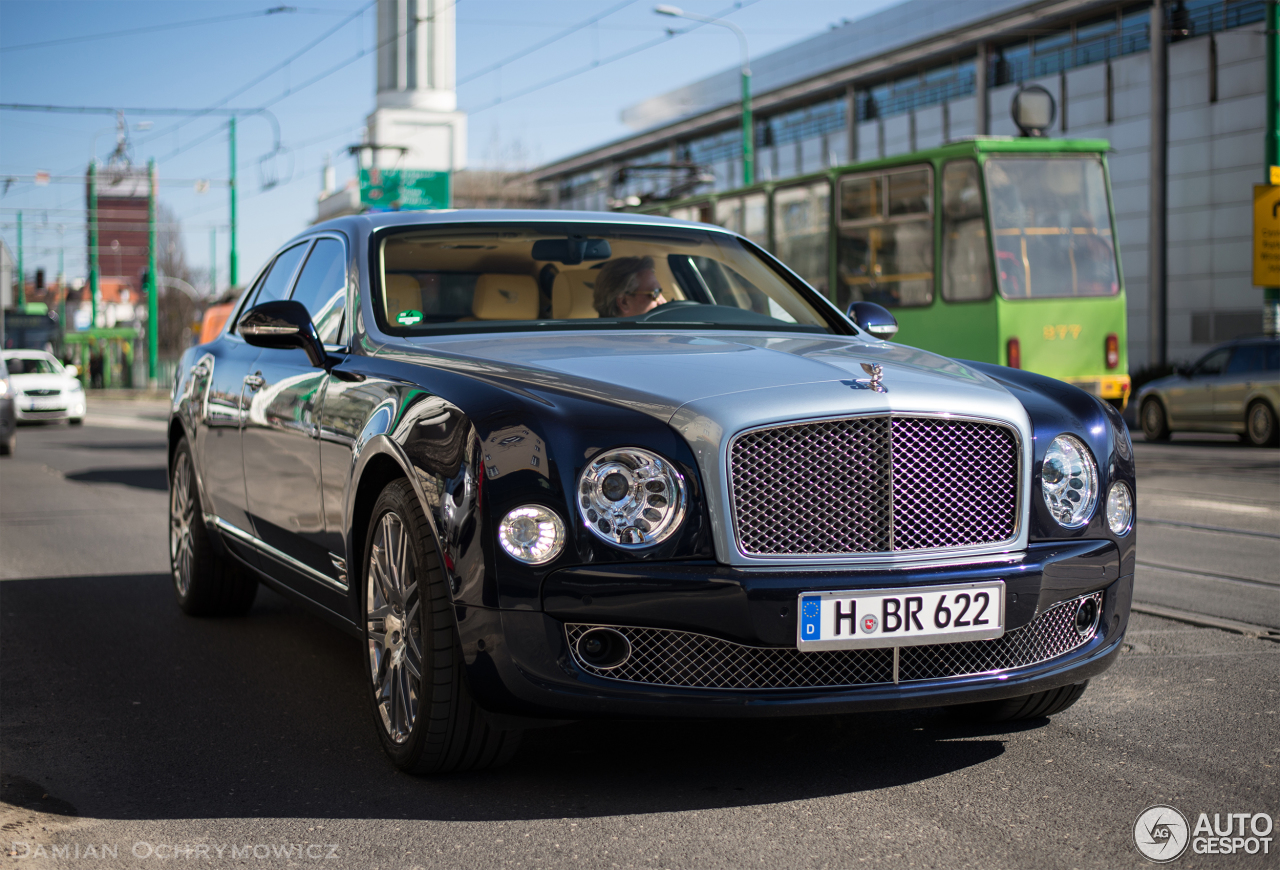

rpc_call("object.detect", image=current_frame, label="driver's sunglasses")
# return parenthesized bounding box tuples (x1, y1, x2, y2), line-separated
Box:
(627, 287, 664, 301)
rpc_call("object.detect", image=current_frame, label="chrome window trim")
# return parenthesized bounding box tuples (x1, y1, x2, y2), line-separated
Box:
(209, 514, 348, 592)
(724, 410, 1025, 565)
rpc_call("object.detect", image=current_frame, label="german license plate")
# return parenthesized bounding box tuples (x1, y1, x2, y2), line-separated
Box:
(28, 399, 65, 411)
(796, 581, 1005, 651)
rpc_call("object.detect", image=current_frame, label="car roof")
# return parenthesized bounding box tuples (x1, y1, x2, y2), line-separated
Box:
(307, 208, 731, 237)
(1, 349, 54, 359)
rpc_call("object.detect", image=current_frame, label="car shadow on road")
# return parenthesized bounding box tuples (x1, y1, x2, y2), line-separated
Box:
(1, 573, 1044, 824)
(63, 467, 168, 490)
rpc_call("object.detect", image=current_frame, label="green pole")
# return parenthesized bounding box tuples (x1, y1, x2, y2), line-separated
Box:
(57, 245, 65, 338)
(1265, 1, 1279, 335)
(741, 71, 754, 187)
(209, 228, 217, 297)
(146, 159, 159, 384)
(88, 161, 99, 329)
(228, 116, 238, 287)
(15, 211, 23, 307)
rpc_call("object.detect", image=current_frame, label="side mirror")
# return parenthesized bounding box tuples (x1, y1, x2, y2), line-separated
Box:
(64, 364, 79, 379)
(847, 301, 899, 340)
(238, 300, 326, 368)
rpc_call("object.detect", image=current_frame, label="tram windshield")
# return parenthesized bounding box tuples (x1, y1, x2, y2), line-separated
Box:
(985, 156, 1119, 299)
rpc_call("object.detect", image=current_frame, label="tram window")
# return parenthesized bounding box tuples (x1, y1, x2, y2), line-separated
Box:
(773, 181, 830, 295)
(840, 176, 880, 221)
(836, 164, 934, 309)
(986, 157, 1119, 298)
(942, 160, 993, 302)
(670, 203, 713, 224)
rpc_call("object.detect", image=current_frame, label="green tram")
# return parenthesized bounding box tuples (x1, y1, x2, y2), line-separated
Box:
(642, 137, 1131, 407)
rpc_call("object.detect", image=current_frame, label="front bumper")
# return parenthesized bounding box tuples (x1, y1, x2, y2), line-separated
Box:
(456, 540, 1132, 719)
(15, 394, 85, 421)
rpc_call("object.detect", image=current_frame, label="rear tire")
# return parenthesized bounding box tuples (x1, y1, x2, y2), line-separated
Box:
(1140, 398, 1171, 442)
(362, 478, 522, 774)
(169, 438, 258, 616)
(957, 681, 1089, 722)
(1245, 401, 1278, 447)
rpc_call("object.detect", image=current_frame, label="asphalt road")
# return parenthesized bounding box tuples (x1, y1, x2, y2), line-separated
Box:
(2, 407, 1277, 870)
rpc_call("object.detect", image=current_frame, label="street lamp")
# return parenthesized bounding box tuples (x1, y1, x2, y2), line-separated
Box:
(655, 5, 753, 186)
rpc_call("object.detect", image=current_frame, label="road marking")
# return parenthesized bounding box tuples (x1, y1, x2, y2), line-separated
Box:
(82, 415, 168, 432)
(1137, 518, 1280, 540)
(1153, 495, 1276, 515)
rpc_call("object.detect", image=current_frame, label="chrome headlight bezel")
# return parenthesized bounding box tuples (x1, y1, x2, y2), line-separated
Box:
(1041, 434, 1099, 529)
(577, 447, 688, 549)
(497, 505, 566, 565)
(1105, 481, 1134, 536)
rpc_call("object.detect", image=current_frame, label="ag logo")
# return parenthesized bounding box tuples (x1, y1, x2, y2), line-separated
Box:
(860, 614, 878, 634)
(1134, 805, 1189, 863)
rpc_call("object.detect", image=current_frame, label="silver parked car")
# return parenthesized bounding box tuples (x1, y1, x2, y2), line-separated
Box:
(1136, 338, 1280, 446)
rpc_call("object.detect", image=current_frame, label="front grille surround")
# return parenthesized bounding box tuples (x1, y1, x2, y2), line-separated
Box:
(565, 591, 1103, 691)
(727, 412, 1023, 562)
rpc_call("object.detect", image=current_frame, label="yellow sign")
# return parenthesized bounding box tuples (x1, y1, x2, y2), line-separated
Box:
(1271, 166, 1280, 185)
(1256, 185, 1280, 287)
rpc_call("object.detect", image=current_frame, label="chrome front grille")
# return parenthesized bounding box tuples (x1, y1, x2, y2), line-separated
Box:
(730, 415, 1018, 556)
(566, 592, 1102, 690)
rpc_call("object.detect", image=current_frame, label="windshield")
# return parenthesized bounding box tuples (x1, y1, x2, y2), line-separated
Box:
(4, 355, 61, 375)
(376, 224, 838, 336)
(985, 157, 1119, 299)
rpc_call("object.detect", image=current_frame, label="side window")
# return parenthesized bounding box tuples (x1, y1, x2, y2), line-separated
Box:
(1193, 349, 1230, 377)
(941, 160, 992, 302)
(289, 238, 347, 345)
(773, 181, 830, 295)
(249, 243, 309, 308)
(1267, 344, 1279, 372)
(836, 165, 934, 311)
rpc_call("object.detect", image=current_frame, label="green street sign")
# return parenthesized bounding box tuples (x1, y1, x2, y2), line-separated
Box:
(359, 168, 451, 210)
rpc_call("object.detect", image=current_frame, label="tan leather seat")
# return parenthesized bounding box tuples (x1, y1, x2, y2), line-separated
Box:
(384, 274, 422, 317)
(551, 271, 598, 319)
(472, 274, 539, 320)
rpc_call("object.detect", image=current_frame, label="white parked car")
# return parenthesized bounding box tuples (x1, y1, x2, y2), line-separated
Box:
(1, 350, 86, 425)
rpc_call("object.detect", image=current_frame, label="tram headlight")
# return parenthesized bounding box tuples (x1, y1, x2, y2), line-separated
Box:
(1041, 435, 1098, 529)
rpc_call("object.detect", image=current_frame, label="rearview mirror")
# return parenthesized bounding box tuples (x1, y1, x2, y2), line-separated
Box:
(64, 364, 79, 379)
(238, 300, 326, 368)
(847, 301, 899, 340)
(531, 236, 611, 265)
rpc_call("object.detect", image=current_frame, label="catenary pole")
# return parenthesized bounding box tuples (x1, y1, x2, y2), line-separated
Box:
(147, 159, 159, 384)
(228, 116, 238, 288)
(88, 161, 99, 328)
(1265, 0, 1279, 336)
(15, 211, 23, 307)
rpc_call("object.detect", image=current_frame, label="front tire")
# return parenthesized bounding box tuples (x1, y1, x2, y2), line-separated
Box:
(1140, 398, 1171, 442)
(363, 478, 522, 774)
(957, 681, 1089, 722)
(68, 417, 84, 426)
(169, 438, 257, 616)
(1245, 401, 1278, 447)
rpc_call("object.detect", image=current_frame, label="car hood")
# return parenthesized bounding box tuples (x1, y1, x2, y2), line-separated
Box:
(384, 330, 1023, 425)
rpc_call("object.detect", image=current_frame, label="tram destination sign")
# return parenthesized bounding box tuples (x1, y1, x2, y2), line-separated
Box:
(360, 168, 451, 210)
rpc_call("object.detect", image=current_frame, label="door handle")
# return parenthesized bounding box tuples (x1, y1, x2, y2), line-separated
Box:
(244, 374, 265, 391)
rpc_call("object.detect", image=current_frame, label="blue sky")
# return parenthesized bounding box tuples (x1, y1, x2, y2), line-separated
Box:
(1, 0, 902, 288)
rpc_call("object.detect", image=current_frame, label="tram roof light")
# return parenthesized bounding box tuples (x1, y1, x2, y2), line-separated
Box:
(1011, 85, 1056, 138)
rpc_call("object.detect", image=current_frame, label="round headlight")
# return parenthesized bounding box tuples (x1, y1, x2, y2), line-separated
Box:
(578, 447, 687, 548)
(1041, 434, 1098, 529)
(497, 505, 565, 565)
(1106, 482, 1133, 535)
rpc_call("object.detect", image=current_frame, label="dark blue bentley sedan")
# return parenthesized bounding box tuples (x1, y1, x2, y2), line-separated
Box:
(167, 210, 1136, 773)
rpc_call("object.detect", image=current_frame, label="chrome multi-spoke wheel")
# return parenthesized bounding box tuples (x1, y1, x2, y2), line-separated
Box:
(169, 451, 196, 596)
(366, 510, 423, 744)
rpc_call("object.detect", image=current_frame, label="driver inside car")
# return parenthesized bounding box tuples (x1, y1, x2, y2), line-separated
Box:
(592, 255, 667, 317)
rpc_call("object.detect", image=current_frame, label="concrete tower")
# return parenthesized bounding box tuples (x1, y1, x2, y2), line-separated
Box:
(366, 0, 466, 172)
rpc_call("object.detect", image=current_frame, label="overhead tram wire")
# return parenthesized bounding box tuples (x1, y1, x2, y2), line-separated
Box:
(458, 0, 637, 86)
(0, 7, 300, 52)
(465, 0, 761, 114)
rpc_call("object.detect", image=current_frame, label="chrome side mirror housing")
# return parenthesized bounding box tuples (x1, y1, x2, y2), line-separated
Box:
(238, 300, 326, 368)
(847, 301, 899, 340)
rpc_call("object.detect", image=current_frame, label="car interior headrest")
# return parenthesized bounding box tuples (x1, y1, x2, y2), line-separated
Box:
(472, 274, 539, 320)
(384, 274, 422, 319)
(551, 271, 598, 319)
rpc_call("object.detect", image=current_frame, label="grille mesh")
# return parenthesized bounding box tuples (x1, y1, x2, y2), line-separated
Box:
(729, 415, 1018, 556)
(566, 592, 1102, 690)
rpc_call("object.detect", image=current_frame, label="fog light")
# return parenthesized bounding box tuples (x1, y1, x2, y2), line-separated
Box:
(1074, 597, 1099, 637)
(1106, 482, 1133, 535)
(576, 627, 631, 669)
(497, 505, 565, 565)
